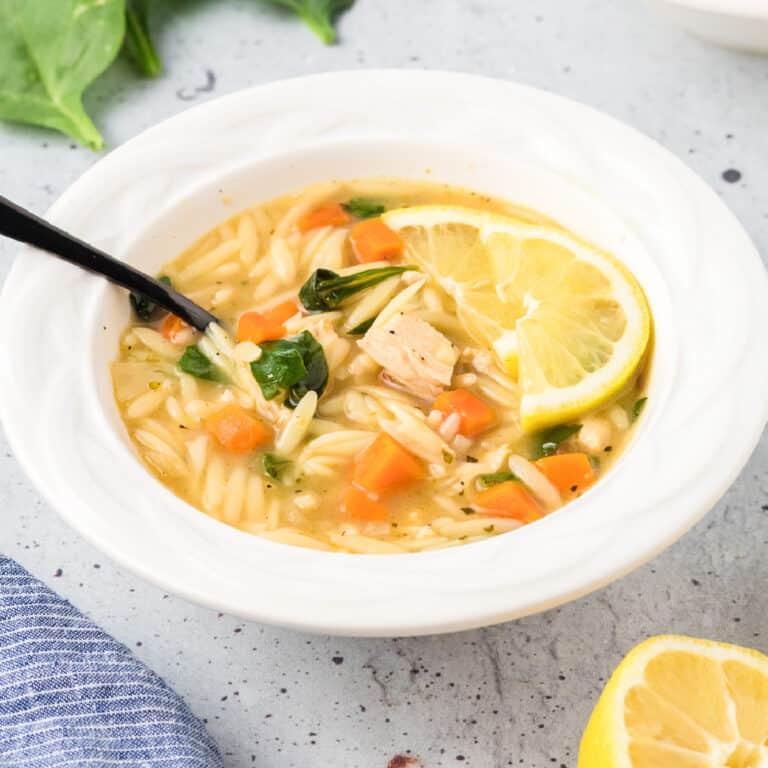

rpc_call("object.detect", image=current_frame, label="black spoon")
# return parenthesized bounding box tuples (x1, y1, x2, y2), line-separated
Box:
(0, 195, 219, 331)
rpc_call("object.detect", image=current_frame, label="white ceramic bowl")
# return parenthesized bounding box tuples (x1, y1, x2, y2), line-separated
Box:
(2, 71, 767, 637)
(649, 0, 768, 53)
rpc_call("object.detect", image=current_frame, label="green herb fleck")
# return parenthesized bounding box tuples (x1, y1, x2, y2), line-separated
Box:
(250, 331, 328, 407)
(342, 198, 386, 219)
(465, 455, 479, 463)
(347, 316, 377, 336)
(148, 380, 161, 391)
(299, 266, 416, 313)
(130, 275, 172, 321)
(632, 397, 648, 420)
(262, 453, 291, 480)
(442, 449, 454, 465)
(461, 507, 475, 515)
(178, 345, 224, 382)
(588, 455, 601, 470)
(534, 423, 582, 459)
(477, 471, 517, 488)
(483, 525, 495, 533)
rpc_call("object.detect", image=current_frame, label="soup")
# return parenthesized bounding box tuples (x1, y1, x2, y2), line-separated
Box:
(111, 178, 651, 554)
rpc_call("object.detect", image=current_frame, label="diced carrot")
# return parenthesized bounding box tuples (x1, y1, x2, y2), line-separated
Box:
(265, 300, 299, 325)
(433, 389, 496, 437)
(535, 453, 596, 496)
(349, 218, 404, 263)
(237, 311, 285, 344)
(473, 481, 542, 523)
(237, 301, 299, 344)
(159, 313, 188, 341)
(297, 203, 351, 233)
(352, 433, 424, 495)
(205, 405, 272, 453)
(340, 486, 389, 523)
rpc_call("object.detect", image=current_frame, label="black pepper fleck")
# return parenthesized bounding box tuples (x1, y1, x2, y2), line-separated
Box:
(722, 169, 742, 183)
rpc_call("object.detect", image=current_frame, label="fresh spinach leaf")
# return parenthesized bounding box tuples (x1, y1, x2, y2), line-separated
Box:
(632, 397, 648, 420)
(130, 275, 172, 321)
(124, 0, 161, 77)
(285, 332, 328, 407)
(347, 316, 377, 336)
(477, 471, 518, 488)
(251, 343, 306, 400)
(262, 453, 291, 479)
(259, 0, 355, 44)
(250, 331, 328, 407)
(299, 266, 416, 313)
(178, 345, 222, 382)
(342, 198, 386, 220)
(0, 0, 125, 150)
(534, 423, 582, 459)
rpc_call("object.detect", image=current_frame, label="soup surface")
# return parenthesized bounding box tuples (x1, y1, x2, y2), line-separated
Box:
(112, 178, 651, 554)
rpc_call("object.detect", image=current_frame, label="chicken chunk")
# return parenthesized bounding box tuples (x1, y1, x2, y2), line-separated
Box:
(359, 313, 459, 399)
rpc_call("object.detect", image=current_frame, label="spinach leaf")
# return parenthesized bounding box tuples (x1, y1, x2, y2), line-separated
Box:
(477, 471, 518, 489)
(342, 198, 386, 220)
(262, 453, 291, 480)
(347, 316, 377, 336)
(533, 423, 582, 459)
(251, 343, 306, 400)
(178, 345, 222, 382)
(250, 331, 328, 407)
(259, 0, 355, 44)
(124, 0, 161, 77)
(0, 0, 125, 150)
(299, 266, 416, 313)
(632, 397, 648, 420)
(130, 275, 172, 321)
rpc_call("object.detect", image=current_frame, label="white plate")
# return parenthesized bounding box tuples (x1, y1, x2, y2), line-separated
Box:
(2, 71, 767, 637)
(649, 0, 768, 53)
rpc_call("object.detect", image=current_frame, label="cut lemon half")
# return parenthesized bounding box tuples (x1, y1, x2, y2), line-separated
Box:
(382, 206, 651, 431)
(578, 635, 768, 768)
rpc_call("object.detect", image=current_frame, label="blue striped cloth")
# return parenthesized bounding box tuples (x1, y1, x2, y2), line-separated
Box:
(0, 556, 223, 768)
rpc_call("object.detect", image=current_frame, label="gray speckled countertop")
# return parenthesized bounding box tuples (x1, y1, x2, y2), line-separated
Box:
(1, 2, 767, 766)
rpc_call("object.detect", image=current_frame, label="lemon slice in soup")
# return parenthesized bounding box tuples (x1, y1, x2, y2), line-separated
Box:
(382, 205, 651, 432)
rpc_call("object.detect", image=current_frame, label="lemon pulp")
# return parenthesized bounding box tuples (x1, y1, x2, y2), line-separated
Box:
(579, 635, 768, 768)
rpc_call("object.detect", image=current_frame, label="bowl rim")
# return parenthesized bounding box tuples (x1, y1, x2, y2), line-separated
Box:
(2, 69, 767, 636)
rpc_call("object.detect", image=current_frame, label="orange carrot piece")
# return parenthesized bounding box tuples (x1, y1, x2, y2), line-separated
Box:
(297, 203, 351, 233)
(474, 481, 542, 523)
(352, 433, 424, 495)
(237, 301, 299, 344)
(205, 405, 272, 453)
(264, 300, 299, 325)
(535, 453, 596, 496)
(237, 311, 285, 344)
(340, 486, 389, 523)
(433, 389, 496, 437)
(349, 218, 404, 263)
(159, 313, 188, 341)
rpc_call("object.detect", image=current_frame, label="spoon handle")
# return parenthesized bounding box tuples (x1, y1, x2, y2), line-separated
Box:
(0, 196, 218, 332)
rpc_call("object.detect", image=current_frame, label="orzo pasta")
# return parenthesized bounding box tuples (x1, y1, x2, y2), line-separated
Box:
(112, 179, 651, 553)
